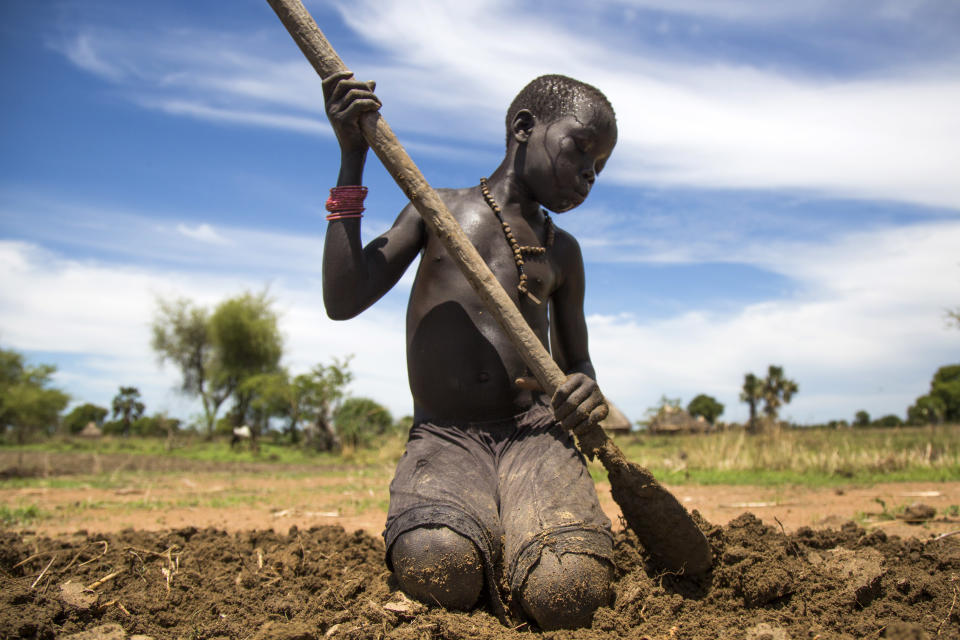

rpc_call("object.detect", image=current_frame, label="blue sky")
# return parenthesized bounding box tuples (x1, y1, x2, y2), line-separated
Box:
(1, 0, 958, 426)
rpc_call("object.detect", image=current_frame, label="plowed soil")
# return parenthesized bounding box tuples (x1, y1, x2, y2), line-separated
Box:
(2, 514, 958, 639)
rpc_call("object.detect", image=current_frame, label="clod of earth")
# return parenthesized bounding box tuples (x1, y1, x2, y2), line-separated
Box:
(898, 502, 938, 523)
(2, 515, 958, 639)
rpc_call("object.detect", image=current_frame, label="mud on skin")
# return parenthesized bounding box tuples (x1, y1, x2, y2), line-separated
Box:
(3, 513, 959, 639)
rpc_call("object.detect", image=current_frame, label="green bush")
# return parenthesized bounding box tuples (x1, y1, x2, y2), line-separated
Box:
(62, 403, 109, 434)
(131, 413, 181, 437)
(334, 397, 393, 449)
(873, 414, 904, 428)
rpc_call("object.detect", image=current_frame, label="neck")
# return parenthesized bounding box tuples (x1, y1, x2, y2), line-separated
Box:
(485, 151, 541, 220)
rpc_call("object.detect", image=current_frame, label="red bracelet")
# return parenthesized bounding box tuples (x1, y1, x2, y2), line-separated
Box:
(326, 185, 367, 221)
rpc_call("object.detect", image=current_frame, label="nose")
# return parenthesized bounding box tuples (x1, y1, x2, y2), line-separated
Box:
(581, 164, 596, 186)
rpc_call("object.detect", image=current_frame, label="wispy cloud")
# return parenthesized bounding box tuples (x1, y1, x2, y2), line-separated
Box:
(52, 1, 960, 209)
(176, 223, 230, 245)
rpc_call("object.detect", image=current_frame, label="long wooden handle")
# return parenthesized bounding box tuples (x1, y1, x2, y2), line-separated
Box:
(267, 0, 568, 395)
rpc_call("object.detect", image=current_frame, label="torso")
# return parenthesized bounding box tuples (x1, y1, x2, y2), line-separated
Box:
(406, 187, 562, 423)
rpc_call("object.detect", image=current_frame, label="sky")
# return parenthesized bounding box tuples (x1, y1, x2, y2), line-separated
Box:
(1, 0, 958, 427)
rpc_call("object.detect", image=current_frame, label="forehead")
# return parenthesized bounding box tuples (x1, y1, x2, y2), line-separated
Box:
(545, 104, 617, 144)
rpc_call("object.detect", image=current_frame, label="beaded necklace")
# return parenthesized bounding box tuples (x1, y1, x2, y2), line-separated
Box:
(479, 177, 554, 304)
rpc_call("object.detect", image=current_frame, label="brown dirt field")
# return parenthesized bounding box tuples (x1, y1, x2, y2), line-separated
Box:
(2, 451, 960, 638)
(2, 516, 959, 639)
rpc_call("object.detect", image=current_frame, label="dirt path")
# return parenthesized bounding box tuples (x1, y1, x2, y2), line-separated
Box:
(5, 469, 957, 540)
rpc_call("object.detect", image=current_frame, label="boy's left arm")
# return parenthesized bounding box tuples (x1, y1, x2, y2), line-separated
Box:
(548, 231, 608, 433)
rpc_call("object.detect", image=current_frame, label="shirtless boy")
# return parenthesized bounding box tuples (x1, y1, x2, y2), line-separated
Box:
(322, 72, 617, 630)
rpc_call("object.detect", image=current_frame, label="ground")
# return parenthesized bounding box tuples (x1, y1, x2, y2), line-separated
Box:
(2, 451, 959, 638)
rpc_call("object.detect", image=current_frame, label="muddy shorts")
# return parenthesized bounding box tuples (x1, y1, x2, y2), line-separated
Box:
(383, 399, 613, 620)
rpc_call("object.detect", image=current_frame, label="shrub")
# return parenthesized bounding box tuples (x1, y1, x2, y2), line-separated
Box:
(63, 403, 109, 434)
(334, 397, 393, 449)
(873, 414, 904, 428)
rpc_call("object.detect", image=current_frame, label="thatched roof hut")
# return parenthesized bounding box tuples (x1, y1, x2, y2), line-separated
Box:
(648, 406, 711, 434)
(600, 400, 632, 433)
(78, 421, 103, 438)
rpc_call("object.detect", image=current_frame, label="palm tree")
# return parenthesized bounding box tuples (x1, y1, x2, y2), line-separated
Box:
(112, 386, 145, 436)
(740, 373, 763, 432)
(761, 365, 798, 424)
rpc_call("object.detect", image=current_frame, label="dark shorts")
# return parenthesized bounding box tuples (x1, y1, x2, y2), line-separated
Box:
(383, 399, 613, 619)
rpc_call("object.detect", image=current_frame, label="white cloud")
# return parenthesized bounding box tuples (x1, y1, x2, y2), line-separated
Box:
(589, 220, 960, 424)
(149, 99, 329, 136)
(176, 223, 230, 245)
(3, 213, 957, 426)
(0, 239, 414, 422)
(57, 32, 126, 81)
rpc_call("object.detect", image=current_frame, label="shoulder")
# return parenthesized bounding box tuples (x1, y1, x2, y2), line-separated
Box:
(551, 225, 584, 265)
(398, 186, 477, 216)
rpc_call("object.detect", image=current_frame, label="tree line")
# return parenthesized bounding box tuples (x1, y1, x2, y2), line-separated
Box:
(2, 294, 958, 442)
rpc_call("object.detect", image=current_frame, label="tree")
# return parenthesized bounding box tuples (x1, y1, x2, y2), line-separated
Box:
(874, 414, 904, 428)
(299, 359, 353, 451)
(152, 292, 283, 438)
(930, 365, 960, 422)
(111, 386, 145, 436)
(152, 297, 229, 437)
(63, 403, 109, 434)
(334, 397, 393, 449)
(131, 413, 181, 437)
(740, 373, 763, 432)
(761, 365, 798, 422)
(687, 394, 724, 424)
(0, 347, 69, 443)
(906, 364, 960, 425)
(907, 394, 945, 425)
(209, 292, 283, 445)
(854, 410, 870, 427)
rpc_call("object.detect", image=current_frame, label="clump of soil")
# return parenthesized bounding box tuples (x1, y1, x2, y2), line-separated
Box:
(2, 514, 958, 639)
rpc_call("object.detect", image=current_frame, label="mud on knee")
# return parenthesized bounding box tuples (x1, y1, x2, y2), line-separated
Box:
(519, 549, 613, 630)
(390, 525, 484, 611)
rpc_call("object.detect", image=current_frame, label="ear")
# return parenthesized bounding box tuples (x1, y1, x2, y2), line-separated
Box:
(511, 109, 535, 144)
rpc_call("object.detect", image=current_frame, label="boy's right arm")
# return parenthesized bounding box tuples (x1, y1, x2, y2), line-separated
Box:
(321, 72, 425, 320)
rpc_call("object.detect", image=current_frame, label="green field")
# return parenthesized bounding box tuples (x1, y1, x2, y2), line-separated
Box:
(3, 423, 958, 489)
(609, 423, 960, 486)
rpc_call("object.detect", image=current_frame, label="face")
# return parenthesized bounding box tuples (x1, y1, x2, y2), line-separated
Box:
(519, 103, 617, 213)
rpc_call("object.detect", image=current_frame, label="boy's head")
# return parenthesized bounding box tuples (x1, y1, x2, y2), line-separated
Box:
(505, 75, 616, 148)
(506, 75, 617, 213)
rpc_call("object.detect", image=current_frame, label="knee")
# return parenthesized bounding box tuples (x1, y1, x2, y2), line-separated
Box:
(390, 526, 484, 611)
(519, 550, 613, 630)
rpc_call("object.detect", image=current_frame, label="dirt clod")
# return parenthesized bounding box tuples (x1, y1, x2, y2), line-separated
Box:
(59, 581, 98, 610)
(1, 515, 958, 639)
(898, 503, 938, 522)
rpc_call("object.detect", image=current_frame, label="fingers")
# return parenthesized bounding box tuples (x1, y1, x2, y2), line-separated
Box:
(514, 377, 543, 392)
(325, 73, 381, 118)
(322, 70, 354, 101)
(552, 374, 606, 432)
(340, 97, 382, 121)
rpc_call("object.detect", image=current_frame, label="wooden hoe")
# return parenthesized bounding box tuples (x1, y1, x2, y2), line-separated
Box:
(267, 0, 713, 577)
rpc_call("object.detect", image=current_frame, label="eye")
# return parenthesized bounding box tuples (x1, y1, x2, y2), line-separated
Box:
(572, 136, 592, 153)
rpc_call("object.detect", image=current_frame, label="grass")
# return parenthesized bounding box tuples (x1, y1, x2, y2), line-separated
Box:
(3, 424, 959, 490)
(597, 424, 960, 487)
(0, 503, 45, 526)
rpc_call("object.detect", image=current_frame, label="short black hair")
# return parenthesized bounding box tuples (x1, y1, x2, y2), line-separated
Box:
(505, 74, 616, 146)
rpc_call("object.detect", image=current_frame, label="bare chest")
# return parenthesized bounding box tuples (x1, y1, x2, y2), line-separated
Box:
(419, 207, 561, 305)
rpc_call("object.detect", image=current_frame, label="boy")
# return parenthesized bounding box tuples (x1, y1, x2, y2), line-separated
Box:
(322, 72, 617, 630)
